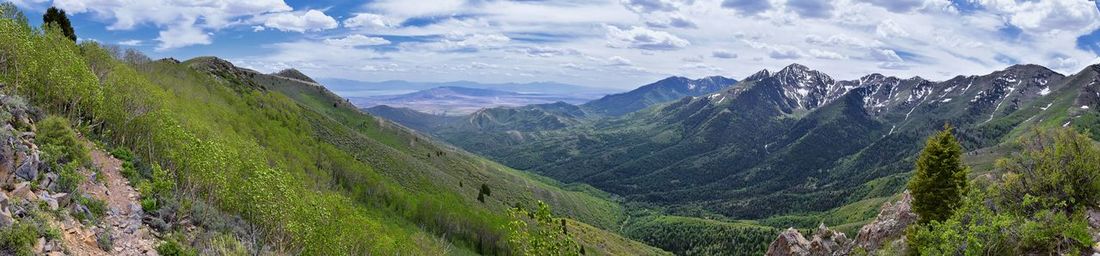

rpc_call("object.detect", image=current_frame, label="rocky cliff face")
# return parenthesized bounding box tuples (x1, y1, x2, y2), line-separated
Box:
(765, 191, 914, 256)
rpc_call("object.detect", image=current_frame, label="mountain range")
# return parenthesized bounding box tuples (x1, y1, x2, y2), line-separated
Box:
(350, 86, 601, 115)
(370, 63, 1100, 221)
(318, 78, 619, 97)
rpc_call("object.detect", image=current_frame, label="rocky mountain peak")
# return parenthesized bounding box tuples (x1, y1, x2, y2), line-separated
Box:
(745, 69, 772, 81)
(273, 68, 318, 84)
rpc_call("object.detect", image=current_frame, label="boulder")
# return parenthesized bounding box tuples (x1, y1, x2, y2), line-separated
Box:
(14, 152, 36, 182)
(52, 193, 69, 208)
(33, 237, 44, 254)
(809, 223, 850, 255)
(42, 172, 58, 192)
(855, 191, 916, 252)
(38, 192, 57, 211)
(767, 228, 811, 256)
(0, 207, 13, 228)
(11, 181, 33, 202)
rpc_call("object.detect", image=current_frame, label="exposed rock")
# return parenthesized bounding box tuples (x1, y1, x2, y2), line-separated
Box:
(52, 192, 70, 208)
(11, 181, 33, 202)
(810, 223, 851, 255)
(14, 151, 37, 181)
(42, 172, 58, 191)
(766, 192, 917, 256)
(38, 191, 58, 211)
(0, 207, 13, 228)
(34, 237, 44, 253)
(767, 228, 812, 256)
(855, 191, 915, 252)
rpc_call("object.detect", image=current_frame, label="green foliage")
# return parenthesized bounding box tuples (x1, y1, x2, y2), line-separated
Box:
(0, 222, 37, 256)
(41, 7, 74, 41)
(38, 115, 90, 166)
(907, 125, 969, 224)
(998, 128, 1100, 213)
(0, 2, 27, 26)
(56, 161, 83, 192)
(76, 194, 108, 221)
(908, 128, 1098, 255)
(505, 201, 581, 256)
(0, 18, 659, 255)
(624, 215, 778, 256)
(157, 234, 198, 256)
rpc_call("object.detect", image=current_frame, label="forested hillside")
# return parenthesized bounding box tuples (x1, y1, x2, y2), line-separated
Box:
(377, 60, 1100, 254)
(0, 10, 666, 255)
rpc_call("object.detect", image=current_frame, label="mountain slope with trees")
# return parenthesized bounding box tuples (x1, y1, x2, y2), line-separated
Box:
(0, 9, 666, 255)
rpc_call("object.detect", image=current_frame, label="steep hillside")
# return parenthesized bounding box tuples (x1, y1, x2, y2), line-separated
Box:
(0, 18, 664, 255)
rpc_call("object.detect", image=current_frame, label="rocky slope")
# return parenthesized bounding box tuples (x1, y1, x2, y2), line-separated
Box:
(0, 93, 159, 255)
(765, 192, 914, 255)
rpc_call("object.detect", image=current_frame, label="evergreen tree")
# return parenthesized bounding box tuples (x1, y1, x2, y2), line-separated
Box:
(907, 124, 969, 224)
(42, 7, 75, 41)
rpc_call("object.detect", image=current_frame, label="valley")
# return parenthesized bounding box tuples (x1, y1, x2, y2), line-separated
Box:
(4, 1, 1100, 255)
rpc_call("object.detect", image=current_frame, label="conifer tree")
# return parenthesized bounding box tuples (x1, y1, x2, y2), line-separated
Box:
(907, 124, 969, 224)
(42, 7, 75, 41)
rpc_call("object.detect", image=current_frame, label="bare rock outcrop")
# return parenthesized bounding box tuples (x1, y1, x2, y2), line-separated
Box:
(765, 224, 851, 256)
(855, 191, 915, 252)
(765, 191, 916, 256)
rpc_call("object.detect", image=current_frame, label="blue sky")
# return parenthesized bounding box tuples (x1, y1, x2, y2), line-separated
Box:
(9, 0, 1100, 89)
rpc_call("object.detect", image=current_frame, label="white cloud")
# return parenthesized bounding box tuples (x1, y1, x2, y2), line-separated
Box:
(875, 19, 910, 38)
(323, 35, 391, 47)
(721, 0, 772, 16)
(608, 56, 635, 66)
(805, 34, 880, 48)
(870, 49, 904, 62)
(252, 26, 266, 32)
(808, 49, 846, 60)
(362, 63, 405, 72)
(117, 40, 143, 46)
(344, 13, 396, 29)
(155, 25, 211, 51)
(262, 10, 338, 33)
(681, 62, 723, 72)
(605, 25, 690, 50)
(768, 46, 803, 59)
(977, 0, 1100, 35)
(712, 50, 738, 59)
(365, 0, 466, 20)
(52, 0, 297, 49)
(620, 0, 689, 13)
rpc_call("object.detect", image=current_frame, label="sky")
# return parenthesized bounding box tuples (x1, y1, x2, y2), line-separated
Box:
(8, 0, 1100, 89)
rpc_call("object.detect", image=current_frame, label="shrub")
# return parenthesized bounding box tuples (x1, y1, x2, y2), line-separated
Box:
(157, 234, 198, 256)
(998, 128, 1100, 213)
(38, 115, 90, 167)
(56, 161, 83, 192)
(0, 222, 37, 256)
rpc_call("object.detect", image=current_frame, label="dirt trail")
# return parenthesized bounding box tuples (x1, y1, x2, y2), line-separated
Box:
(60, 141, 158, 255)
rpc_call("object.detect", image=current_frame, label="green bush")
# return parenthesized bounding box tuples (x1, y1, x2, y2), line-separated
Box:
(37, 115, 89, 167)
(56, 161, 83, 192)
(0, 222, 38, 256)
(157, 234, 198, 256)
(909, 128, 1099, 255)
(998, 128, 1100, 213)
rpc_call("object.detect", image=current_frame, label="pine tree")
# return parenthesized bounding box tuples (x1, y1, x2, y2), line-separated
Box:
(42, 7, 76, 41)
(907, 124, 969, 224)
